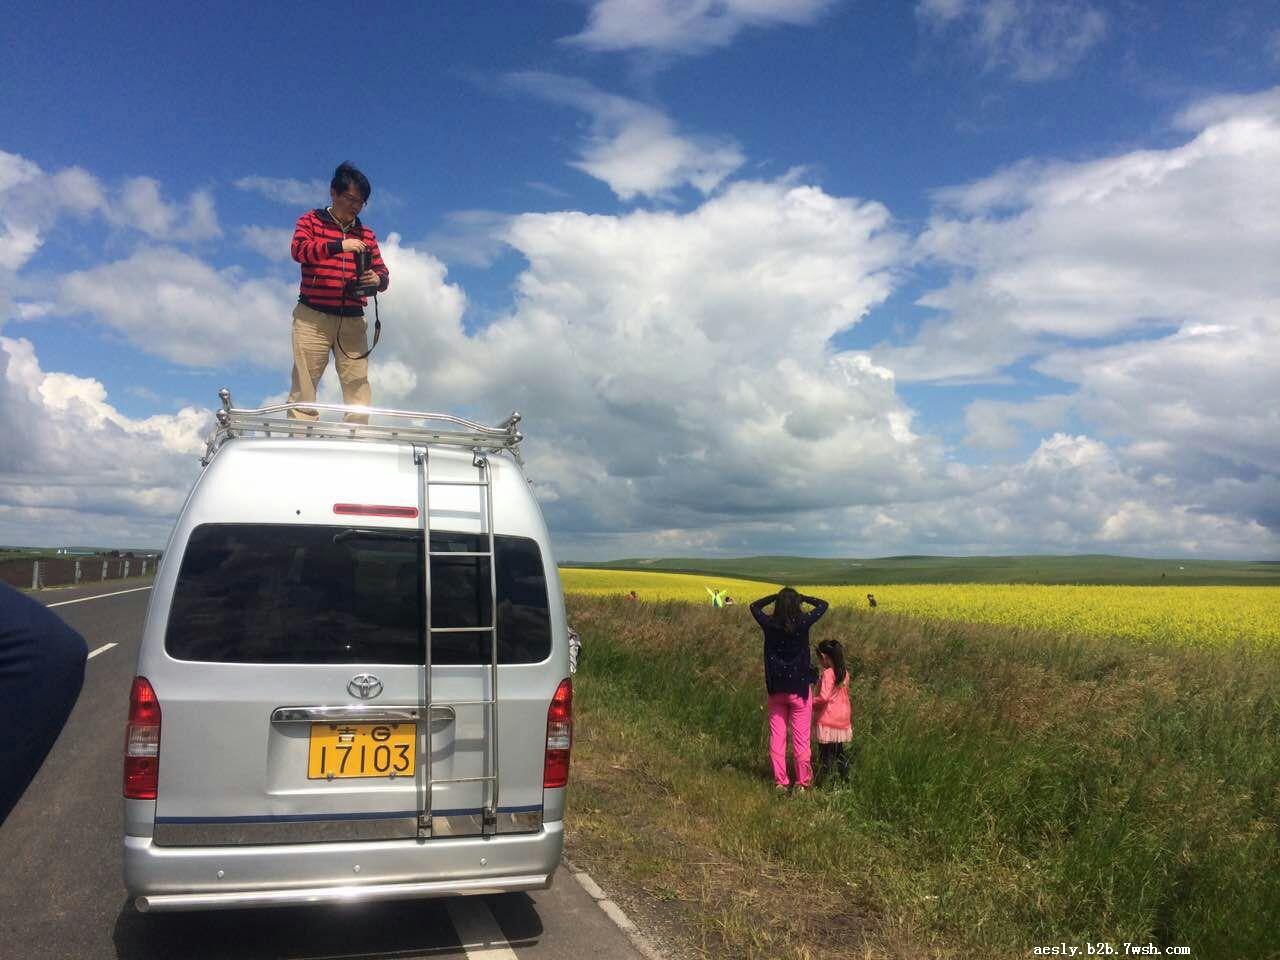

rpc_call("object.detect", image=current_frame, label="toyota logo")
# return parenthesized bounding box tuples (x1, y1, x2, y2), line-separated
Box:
(347, 674, 383, 699)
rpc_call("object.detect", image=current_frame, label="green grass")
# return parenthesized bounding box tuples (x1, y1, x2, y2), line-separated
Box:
(565, 596, 1280, 959)
(564, 554, 1280, 586)
(0, 548, 51, 562)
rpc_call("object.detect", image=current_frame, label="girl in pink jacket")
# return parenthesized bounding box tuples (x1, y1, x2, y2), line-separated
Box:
(813, 639, 852, 783)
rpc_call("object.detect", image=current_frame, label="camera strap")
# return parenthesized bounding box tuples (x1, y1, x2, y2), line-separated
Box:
(336, 243, 381, 362)
(336, 296, 380, 361)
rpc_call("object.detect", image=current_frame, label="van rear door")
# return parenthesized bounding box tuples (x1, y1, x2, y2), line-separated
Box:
(151, 522, 553, 846)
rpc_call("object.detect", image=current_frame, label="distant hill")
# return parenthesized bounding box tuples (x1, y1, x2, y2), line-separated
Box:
(561, 554, 1280, 586)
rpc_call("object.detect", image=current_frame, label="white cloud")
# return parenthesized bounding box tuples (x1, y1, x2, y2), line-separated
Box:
(566, 0, 839, 55)
(916, 0, 1106, 81)
(370, 359, 419, 402)
(28, 168, 1250, 560)
(964, 394, 1072, 449)
(111, 177, 221, 241)
(421, 210, 515, 268)
(368, 179, 951, 548)
(507, 72, 744, 200)
(1036, 315, 1280, 480)
(4, 139, 1277, 559)
(536, 428, 1277, 560)
(233, 175, 329, 206)
(0, 336, 207, 547)
(1002, 435, 1273, 556)
(0, 153, 106, 324)
(1172, 85, 1280, 131)
(811, 433, 1276, 560)
(54, 247, 298, 369)
(3, 224, 43, 272)
(288, 355, 418, 410)
(13, 301, 54, 321)
(0, 178, 1273, 561)
(862, 85, 1280, 547)
(0, 151, 42, 193)
(0, 150, 222, 321)
(2, 337, 207, 460)
(882, 86, 1280, 382)
(239, 225, 295, 262)
(0, 152, 105, 280)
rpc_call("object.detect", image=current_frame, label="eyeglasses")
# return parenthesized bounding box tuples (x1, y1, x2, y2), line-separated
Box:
(337, 191, 366, 208)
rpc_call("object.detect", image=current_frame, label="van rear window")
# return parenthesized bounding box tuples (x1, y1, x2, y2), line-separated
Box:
(165, 524, 551, 664)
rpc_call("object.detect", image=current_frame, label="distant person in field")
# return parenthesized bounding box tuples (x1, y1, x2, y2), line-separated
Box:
(627, 590, 639, 602)
(288, 161, 390, 425)
(812, 639, 852, 784)
(0, 582, 88, 824)
(750, 587, 829, 793)
(567, 625, 582, 675)
(866, 593, 877, 609)
(706, 587, 728, 608)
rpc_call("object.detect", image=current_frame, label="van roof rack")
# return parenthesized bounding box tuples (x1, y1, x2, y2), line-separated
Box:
(201, 388, 524, 468)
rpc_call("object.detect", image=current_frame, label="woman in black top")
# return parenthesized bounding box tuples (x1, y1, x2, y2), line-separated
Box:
(750, 587, 828, 792)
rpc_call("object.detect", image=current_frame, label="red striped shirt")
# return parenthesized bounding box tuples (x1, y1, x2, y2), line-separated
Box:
(291, 208, 390, 316)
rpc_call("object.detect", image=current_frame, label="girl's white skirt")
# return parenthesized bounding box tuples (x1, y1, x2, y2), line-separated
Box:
(816, 725, 852, 744)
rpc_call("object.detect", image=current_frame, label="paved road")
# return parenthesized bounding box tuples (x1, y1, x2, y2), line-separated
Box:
(0, 583, 647, 960)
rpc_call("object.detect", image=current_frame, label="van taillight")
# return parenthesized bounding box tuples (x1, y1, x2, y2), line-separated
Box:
(123, 677, 161, 800)
(333, 503, 419, 518)
(543, 678, 572, 789)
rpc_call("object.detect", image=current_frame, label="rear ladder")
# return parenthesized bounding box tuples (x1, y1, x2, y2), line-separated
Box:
(416, 444, 501, 838)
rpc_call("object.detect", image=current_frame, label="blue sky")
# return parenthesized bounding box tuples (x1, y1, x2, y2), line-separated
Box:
(2, 0, 1278, 559)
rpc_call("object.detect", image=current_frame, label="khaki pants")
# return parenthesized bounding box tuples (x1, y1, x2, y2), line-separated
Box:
(288, 303, 371, 424)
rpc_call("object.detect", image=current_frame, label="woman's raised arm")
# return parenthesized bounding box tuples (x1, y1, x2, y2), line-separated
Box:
(749, 594, 777, 626)
(800, 595, 829, 623)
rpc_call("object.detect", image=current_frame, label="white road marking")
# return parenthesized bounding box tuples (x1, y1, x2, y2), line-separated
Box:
(47, 586, 152, 608)
(448, 897, 519, 959)
(567, 858, 665, 960)
(87, 643, 118, 659)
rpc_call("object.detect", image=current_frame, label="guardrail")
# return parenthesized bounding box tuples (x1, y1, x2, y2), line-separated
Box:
(0, 558, 155, 590)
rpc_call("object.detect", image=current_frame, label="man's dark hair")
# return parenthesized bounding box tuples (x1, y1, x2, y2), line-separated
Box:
(331, 162, 371, 202)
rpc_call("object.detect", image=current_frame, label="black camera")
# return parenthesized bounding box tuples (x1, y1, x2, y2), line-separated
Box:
(346, 248, 380, 299)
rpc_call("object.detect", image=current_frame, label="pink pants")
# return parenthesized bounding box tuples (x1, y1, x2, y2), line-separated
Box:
(767, 692, 812, 787)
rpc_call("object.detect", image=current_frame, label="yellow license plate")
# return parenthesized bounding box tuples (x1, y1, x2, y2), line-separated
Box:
(307, 722, 416, 780)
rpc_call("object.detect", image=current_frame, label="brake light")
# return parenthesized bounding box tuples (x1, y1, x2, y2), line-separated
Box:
(333, 503, 419, 518)
(543, 678, 572, 789)
(123, 677, 161, 800)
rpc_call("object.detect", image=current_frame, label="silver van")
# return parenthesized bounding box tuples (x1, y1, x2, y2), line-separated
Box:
(123, 392, 571, 912)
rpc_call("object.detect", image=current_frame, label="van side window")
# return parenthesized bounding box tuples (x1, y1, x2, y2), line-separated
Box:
(165, 524, 551, 665)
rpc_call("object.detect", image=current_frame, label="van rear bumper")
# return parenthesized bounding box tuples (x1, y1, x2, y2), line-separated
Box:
(135, 872, 551, 913)
(125, 820, 562, 913)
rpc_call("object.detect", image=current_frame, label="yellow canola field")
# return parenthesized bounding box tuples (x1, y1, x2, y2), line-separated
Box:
(559, 568, 1280, 648)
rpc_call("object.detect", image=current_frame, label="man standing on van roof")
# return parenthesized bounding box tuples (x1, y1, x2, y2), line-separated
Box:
(288, 162, 390, 424)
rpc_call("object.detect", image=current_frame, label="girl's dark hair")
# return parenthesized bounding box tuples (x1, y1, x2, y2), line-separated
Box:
(332, 162, 372, 201)
(817, 639, 847, 685)
(771, 586, 803, 633)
